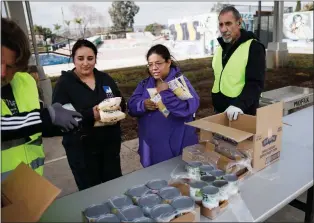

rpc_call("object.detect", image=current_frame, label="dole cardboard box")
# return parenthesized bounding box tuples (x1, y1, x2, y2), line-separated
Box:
(1, 162, 61, 222)
(185, 102, 283, 172)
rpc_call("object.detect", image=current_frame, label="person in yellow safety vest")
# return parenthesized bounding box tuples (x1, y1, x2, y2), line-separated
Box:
(1, 18, 82, 180)
(211, 6, 266, 121)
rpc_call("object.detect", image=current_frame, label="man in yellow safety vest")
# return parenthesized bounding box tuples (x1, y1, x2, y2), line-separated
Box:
(211, 6, 266, 120)
(1, 18, 82, 179)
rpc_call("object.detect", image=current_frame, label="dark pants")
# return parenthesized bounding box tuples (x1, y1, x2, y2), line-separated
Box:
(63, 139, 122, 191)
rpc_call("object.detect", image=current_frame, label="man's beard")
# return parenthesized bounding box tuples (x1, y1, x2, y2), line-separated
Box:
(222, 37, 232, 43)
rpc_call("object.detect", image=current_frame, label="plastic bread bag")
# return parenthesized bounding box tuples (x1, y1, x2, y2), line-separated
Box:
(168, 76, 193, 100)
(107, 195, 133, 213)
(115, 205, 145, 222)
(94, 120, 117, 127)
(98, 97, 122, 111)
(99, 110, 126, 123)
(149, 204, 177, 222)
(150, 93, 170, 118)
(125, 184, 152, 204)
(147, 88, 158, 98)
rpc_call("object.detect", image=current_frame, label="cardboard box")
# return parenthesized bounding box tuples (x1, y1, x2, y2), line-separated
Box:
(1, 163, 61, 222)
(186, 102, 283, 172)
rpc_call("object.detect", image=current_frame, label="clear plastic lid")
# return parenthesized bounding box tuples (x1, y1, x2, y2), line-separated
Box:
(117, 205, 144, 222)
(170, 196, 195, 213)
(126, 184, 150, 198)
(138, 194, 162, 208)
(200, 164, 215, 173)
(158, 186, 181, 200)
(132, 216, 155, 222)
(108, 195, 133, 209)
(186, 161, 203, 168)
(150, 204, 176, 222)
(212, 180, 228, 188)
(83, 202, 111, 218)
(209, 170, 225, 178)
(146, 179, 168, 191)
(202, 186, 219, 195)
(95, 213, 120, 222)
(223, 173, 238, 182)
(189, 180, 208, 189)
(200, 175, 216, 184)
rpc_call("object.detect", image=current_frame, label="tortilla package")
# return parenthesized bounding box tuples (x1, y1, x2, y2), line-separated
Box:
(147, 88, 170, 118)
(98, 97, 122, 111)
(168, 76, 193, 100)
(94, 97, 126, 127)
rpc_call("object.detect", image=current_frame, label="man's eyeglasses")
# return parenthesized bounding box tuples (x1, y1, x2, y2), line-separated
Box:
(146, 61, 166, 70)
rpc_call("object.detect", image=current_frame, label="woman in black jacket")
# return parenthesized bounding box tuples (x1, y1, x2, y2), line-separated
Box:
(53, 39, 126, 191)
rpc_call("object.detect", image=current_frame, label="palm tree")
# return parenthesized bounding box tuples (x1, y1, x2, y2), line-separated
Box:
(74, 18, 83, 37)
(53, 24, 62, 34)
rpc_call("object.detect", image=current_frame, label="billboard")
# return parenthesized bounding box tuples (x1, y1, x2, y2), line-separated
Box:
(283, 11, 313, 41)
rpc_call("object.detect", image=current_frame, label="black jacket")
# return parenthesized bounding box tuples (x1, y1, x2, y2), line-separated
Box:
(212, 29, 266, 115)
(52, 68, 126, 146)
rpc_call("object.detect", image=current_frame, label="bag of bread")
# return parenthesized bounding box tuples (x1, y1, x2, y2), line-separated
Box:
(99, 110, 126, 123)
(151, 93, 170, 118)
(94, 121, 117, 127)
(98, 97, 122, 111)
(168, 76, 193, 100)
(147, 88, 169, 118)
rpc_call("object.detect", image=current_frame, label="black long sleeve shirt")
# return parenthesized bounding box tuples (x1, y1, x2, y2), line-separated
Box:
(52, 68, 126, 146)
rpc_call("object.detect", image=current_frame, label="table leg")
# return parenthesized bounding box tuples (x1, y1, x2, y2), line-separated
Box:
(305, 186, 313, 223)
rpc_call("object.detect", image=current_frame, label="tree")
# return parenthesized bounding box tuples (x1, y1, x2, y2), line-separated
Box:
(53, 24, 62, 35)
(303, 2, 314, 11)
(33, 25, 53, 52)
(295, 1, 301, 12)
(210, 3, 225, 12)
(144, 23, 165, 36)
(69, 4, 103, 38)
(108, 1, 140, 32)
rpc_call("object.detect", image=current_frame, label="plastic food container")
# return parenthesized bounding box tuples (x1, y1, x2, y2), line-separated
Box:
(200, 175, 216, 184)
(150, 204, 176, 222)
(189, 181, 208, 202)
(146, 179, 168, 193)
(95, 213, 120, 222)
(108, 195, 133, 213)
(212, 180, 229, 202)
(170, 196, 195, 215)
(132, 217, 155, 222)
(201, 186, 220, 210)
(117, 205, 144, 222)
(209, 170, 225, 180)
(223, 174, 239, 197)
(125, 184, 151, 204)
(199, 165, 215, 177)
(158, 186, 181, 204)
(138, 193, 162, 216)
(185, 161, 203, 180)
(83, 202, 111, 222)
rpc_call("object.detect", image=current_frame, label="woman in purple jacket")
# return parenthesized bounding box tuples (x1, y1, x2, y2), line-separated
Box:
(128, 44, 200, 168)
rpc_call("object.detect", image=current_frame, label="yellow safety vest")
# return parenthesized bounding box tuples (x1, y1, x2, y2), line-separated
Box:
(1, 72, 45, 178)
(212, 39, 253, 98)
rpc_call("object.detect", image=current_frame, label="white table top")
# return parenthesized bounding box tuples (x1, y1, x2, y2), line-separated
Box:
(40, 106, 313, 222)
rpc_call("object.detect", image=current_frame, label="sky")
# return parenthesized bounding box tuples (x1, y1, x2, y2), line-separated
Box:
(3, 1, 305, 30)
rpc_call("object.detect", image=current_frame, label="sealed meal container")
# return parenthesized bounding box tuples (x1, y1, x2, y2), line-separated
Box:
(146, 179, 168, 193)
(189, 181, 208, 202)
(95, 213, 120, 222)
(108, 195, 133, 213)
(83, 202, 111, 222)
(209, 170, 225, 180)
(223, 174, 239, 197)
(185, 161, 203, 180)
(158, 186, 181, 204)
(138, 193, 162, 216)
(132, 217, 155, 222)
(150, 204, 176, 222)
(201, 186, 220, 210)
(200, 164, 215, 177)
(200, 175, 216, 184)
(116, 205, 144, 222)
(125, 184, 151, 204)
(170, 196, 195, 215)
(212, 180, 229, 202)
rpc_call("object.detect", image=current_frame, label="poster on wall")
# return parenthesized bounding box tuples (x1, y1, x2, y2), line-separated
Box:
(283, 11, 313, 42)
(168, 12, 255, 56)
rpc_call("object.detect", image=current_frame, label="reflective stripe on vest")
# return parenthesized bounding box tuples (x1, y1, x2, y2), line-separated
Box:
(1, 160, 44, 181)
(212, 39, 253, 98)
(1, 72, 45, 176)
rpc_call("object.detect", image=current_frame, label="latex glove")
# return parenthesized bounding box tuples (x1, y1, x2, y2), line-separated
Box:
(225, 106, 244, 121)
(47, 103, 83, 131)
